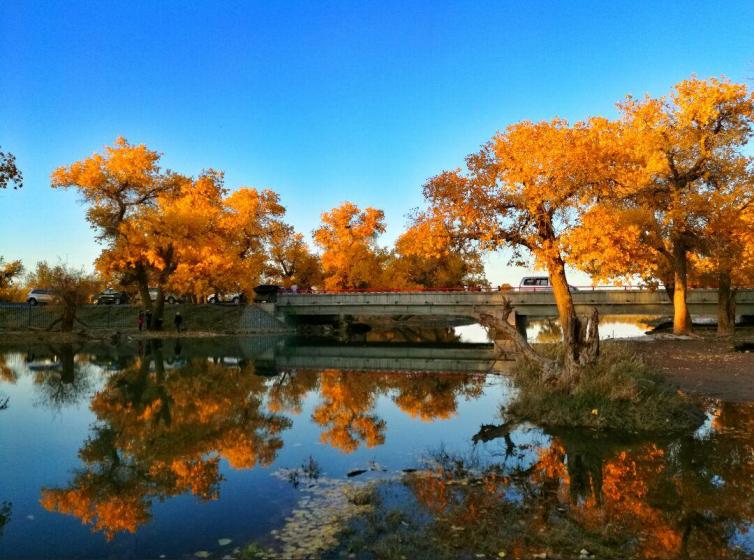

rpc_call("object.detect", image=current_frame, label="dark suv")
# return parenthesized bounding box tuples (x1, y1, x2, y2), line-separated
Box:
(94, 289, 129, 305)
(253, 284, 282, 303)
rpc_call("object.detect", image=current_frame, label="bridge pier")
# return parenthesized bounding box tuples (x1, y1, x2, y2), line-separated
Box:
(510, 311, 528, 338)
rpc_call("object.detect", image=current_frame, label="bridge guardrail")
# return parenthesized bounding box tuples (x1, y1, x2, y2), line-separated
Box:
(280, 285, 658, 295)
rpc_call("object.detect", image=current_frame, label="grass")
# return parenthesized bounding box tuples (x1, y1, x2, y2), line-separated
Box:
(505, 342, 705, 434)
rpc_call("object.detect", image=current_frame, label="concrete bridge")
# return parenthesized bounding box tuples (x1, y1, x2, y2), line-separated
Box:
(271, 289, 754, 325)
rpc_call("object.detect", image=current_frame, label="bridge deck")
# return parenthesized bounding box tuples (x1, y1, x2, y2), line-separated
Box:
(275, 289, 754, 319)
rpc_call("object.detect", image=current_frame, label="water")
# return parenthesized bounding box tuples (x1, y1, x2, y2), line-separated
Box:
(0, 333, 751, 559)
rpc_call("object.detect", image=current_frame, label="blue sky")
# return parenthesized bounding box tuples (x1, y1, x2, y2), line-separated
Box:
(1, 0, 753, 286)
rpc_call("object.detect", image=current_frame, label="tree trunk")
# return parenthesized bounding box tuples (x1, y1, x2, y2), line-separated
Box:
(717, 271, 736, 336)
(661, 270, 675, 303)
(150, 244, 175, 330)
(478, 302, 555, 372)
(671, 243, 692, 335)
(151, 285, 165, 330)
(547, 258, 600, 382)
(135, 263, 153, 314)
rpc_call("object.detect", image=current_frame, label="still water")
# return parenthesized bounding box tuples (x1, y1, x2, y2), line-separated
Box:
(0, 331, 751, 559)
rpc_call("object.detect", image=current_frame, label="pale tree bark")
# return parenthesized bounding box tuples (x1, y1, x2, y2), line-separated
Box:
(479, 294, 599, 385)
(547, 257, 600, 381)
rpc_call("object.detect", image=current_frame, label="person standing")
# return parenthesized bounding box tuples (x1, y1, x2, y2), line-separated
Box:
(137, 310, 145, 332)
(145, 310, 153, 330)
(174, 311, 183, 333)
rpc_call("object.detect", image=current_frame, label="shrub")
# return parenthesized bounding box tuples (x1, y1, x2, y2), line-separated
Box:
(505, 343, 705, 434)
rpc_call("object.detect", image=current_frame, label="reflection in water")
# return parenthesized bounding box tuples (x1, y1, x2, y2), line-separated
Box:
(0, 337, 751, 559)
(310, 370, 484, 452)
(31, 340, 484, 541)
(341, 404, 754, 559)
(40, 341, 291, 540)
(528, 315, 661, 342)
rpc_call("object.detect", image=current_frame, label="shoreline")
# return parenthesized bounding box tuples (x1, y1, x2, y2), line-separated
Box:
(626, 336, 754, 403)
(1, 328, 751, 403)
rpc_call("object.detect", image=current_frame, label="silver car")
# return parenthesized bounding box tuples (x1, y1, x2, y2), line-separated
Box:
(26, 288, 58, 305)
(146, 288, 183, 305)
(207, 292, 245, 305)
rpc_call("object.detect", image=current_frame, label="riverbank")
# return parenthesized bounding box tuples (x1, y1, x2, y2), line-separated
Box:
(2, 325, 752, 403)
(629, 333, 754, 403)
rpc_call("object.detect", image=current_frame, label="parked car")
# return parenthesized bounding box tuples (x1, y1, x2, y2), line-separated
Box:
(253, 284, 282, 303)
(26, 288, 58, 305)
(139, 288, 183, 304)
(207, 292, 246, 305)
(94, 289, 129, 305)
(518, 276, 579, 292)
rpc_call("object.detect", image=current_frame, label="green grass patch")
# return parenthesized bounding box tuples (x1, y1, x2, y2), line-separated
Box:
(505, 343, 705, 434)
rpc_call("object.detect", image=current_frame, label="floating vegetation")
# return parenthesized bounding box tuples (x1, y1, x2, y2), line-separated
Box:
(286, 455, 321, 488)
(235, 471, 382, 559)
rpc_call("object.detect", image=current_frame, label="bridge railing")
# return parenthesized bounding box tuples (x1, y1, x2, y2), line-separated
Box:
(280, 285, 653, 295)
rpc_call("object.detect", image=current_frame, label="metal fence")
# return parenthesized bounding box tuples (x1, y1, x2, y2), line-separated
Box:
(0, 304, 136, 330)
(0, 303, 289, 332)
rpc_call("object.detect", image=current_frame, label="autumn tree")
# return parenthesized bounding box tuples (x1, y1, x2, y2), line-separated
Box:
(214, 187, 287, 295)
(386, 212, 487, 289)
(424, 119, 618, 378)
(0, 257, 23, 301)
(265, 222, 323, 289)
(51, 137, 178, 313)
(572, 77, 754, 334)
(691, 189, 754, 335)
(94, 170, 214, 325)
(26, 262, 100, 331)
(0, 147, 22, 189)
(313, 202, 387, 290)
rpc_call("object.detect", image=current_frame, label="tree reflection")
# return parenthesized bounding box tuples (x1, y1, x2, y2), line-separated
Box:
(30, 345, 97, 410)
(311, 370, 485, 452)
(41, 342, 291, 540)
(389, 405, 754, 559)
(37, 343, 488, 540)
(312, 369, 387, 452)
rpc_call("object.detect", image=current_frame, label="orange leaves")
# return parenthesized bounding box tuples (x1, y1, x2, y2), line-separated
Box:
(51, 137, 166, 238)
(314, 202, 387, 290)
(40, 486, 149, 541)
(51, 138, 301, 301)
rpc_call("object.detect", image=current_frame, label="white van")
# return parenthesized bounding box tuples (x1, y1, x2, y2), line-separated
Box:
(519, 276, 579, 292)
(519, 276, 551, 291)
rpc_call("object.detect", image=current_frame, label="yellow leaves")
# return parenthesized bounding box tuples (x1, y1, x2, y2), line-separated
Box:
(314, 202, 387, 290)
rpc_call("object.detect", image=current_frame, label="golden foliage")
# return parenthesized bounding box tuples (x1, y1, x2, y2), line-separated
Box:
(313, 202, 387, 290)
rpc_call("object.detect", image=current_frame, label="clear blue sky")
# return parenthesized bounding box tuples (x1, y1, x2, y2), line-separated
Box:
(1, 0, 753, 286)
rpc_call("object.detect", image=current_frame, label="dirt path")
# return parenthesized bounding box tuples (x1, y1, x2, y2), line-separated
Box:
(628, 336, 754, 403)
